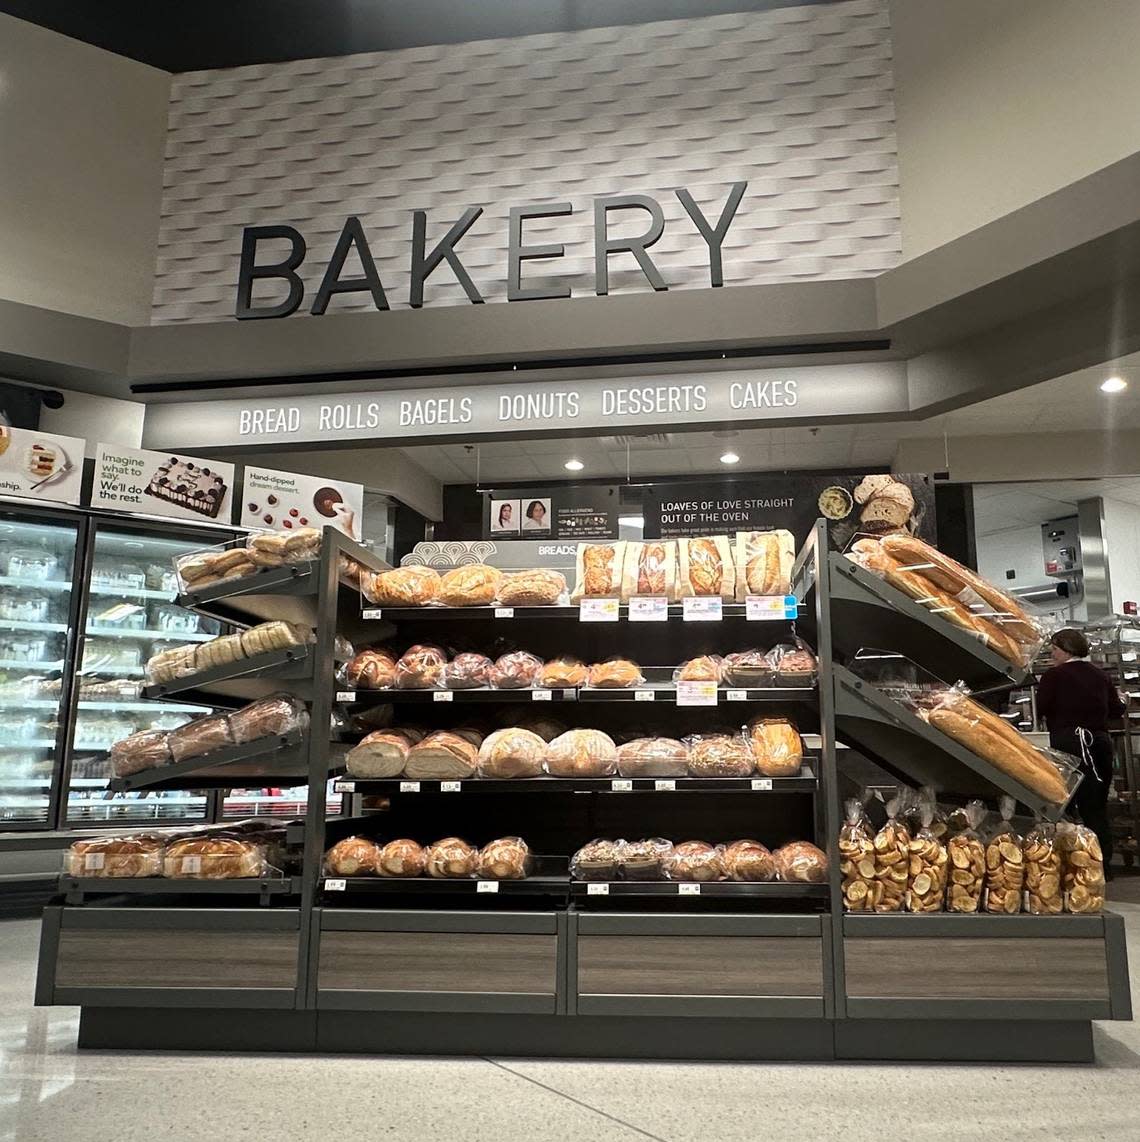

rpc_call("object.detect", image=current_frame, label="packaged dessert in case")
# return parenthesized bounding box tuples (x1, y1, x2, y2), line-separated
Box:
(766, 637, 818, 686)
(1058, 821, 1105, 913)
(571, 838, 623, 881)
(620, 541, 677, 602)
(570, 542, 626, 603)
(1023, 817, 1063, 914)
(665, 840, 726, 882)
(545, 729, 618, 778)
(839, 799, 876, 910)
(907, 804, 949, 912)
(324, 835, 381, 876)
(616, 737, 689, 778)
(477, 727, 546, 779)
(476, 837, 531, 880)
(677, 536, 734, 600)
(734, 529, 795, 600)
(773, 841, 828, 883)
(616, 838, 674, 880)
(720, 649, 773, 687)
(946, 800, 986, 913)
(747, 717, 803, 777)
(984, 795, 1024, 914)
(362, 565, 441, 607)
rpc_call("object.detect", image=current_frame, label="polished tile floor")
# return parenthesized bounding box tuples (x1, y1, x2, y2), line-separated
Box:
(2, 884, 1139, 1142)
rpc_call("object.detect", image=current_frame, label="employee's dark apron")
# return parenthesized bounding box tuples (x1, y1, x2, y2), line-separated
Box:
(1049, 726, 1113, 791)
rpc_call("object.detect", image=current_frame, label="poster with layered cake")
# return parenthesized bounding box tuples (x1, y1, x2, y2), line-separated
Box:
(0, 425, 85, 505)
(90, 444, 235, 523)
(239, 465, 363, 540)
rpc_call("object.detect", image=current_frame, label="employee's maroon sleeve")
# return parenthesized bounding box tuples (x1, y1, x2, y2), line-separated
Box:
(1036, 670, 1056, 720)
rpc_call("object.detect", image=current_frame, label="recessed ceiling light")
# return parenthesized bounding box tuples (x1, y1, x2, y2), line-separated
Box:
(1101, 376, 1128, 393)
(564, 458, 584, 471)
(720, 451, 740, 465)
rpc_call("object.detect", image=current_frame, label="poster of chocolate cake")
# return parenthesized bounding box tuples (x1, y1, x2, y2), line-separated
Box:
(91, 444, 235, 524)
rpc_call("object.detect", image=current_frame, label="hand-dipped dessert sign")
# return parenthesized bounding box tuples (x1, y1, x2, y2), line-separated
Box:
(235, 183, 747, 319)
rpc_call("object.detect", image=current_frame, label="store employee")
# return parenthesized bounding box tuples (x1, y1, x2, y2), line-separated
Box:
(1036, 628, 1126, 874)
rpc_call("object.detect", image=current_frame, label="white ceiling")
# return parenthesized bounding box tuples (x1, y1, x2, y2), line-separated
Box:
(398, 352, 1140, 483)
(973, 477, 1140, 537)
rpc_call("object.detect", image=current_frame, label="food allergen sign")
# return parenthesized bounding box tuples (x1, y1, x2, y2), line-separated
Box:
(141, 363, 909, 451)
(90, 444, 235, 523)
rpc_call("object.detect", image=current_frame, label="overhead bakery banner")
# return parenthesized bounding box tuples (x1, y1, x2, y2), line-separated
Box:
(643, 473, 936, 549)
(484, 485, 618, 541)
(0, 425, 85, 505)
(240, 465, 364, 541)
(90, 444, 235, 523)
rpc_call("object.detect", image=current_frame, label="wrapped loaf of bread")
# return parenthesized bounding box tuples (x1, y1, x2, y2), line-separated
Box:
(616, 838, 674, 880)
(677, 536, 734, 600)
(538, 656, 588, 688)
(343, 648, 397, 690)
(620, 541, 677, 602)
(497, 569, 566, 607)
(723, 839, 776, 882)
(169, 714, 234, 763)
(377, 838, 426, 877)
(587, 658, 644, 688)
(439, 564, 502, 607)
(362, 565, 441, 607)
(676, 655, 722, 683)
(488, 651, 543, 689)
(476, 837, 530, 880)
(477, 727, 546, 779)
(545, 729, 618, 778)
(239, 620, 311, 658)
(772, 840, 828, 884)
(665, 840, 725, 882)
(425, 837, 478, 878)
(229, 692, 309, 743)
(734, 529, 794, 600)
(616, 737, 688, 778)
(404, 729, 480, 781)
(164, 836, 265, 879)
(571, 542, 625, 602)
(747, 717, 804, 777)
(395, 644, 447, 689)
(443, 652, 493, 690)
(346, 727, 425, 778)
(67, 834, 164, 878)
(110, 729, 172, 777)
(325, 836, 381, 876)
(686, 733, 754, 778)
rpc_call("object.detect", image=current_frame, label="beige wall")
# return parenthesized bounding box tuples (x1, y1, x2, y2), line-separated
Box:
(0, 15, 169, 325)
(890, 0, 1140, 258)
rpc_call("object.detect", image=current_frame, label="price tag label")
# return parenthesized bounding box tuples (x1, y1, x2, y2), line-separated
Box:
(440, 781, 461, 793)
(628, 596, 668, 622)
(433, 691, 453, 702)
(726, 689, 748, 702)
(84, 853, 105, 871)
(746, 594, 798, 621)
(677, 882, 701, 895)
(361, 608, 383, 620)
(335, 691, 355, 703)
(634, 689, 655, 702)
(399, 780, 421, 793)
(494, 607, 514, 618)
(531, 689, 553, 702)
(751, 778, 774, 791)
(587, 882, 610, 895)
(676, 679, 718, 707)
(181, 856, 202, 874)
(337, 781, 356, 794)
(324, 878, 346, 892)
(610, 779, 633, 792)
(683, 596, 722, 622)
(655, 779, 677, 792)
(476, 880, 499, 894)
(579, 597, 619, 623)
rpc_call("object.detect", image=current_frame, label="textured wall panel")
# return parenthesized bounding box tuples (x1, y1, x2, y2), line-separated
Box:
(152, 0, 900, 324)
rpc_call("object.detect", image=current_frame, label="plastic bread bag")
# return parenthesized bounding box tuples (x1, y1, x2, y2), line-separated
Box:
(723, 839, 776, 882)
(571, 838, 624, 881)
(341, 648, 397, 690)
(677, 535, 734, 600)
(665, 840, 726, 882)
(586, 657, 645, 689)
(842, 537, 898, 578)
(1023, 817, 1063, 914)
(839, 799, 876, 911)
(443, 652, 493, 690)
(333, 635, 354, 663)
(915, 785, 948, 841)
(772, 841, 829, 884)
(66, 833, 165, 878)
(1057, 821, 1105, 914)
(544, 728, 618, 778)
(538, 656, 588, 688)
(684, 732, 754, 778)
(425, 836, 479, 878)
(488, 650, 544, 689)
(376, 838, 426, 878)
(620, 540, 677, 602)
(476, 837, 532, 880)
(920, 685, 1080, 806)
(734, 529, 795, 601)
(496, 568, 567, 607)
(617, 838, 674, 880)
(279, 526, 322, 564)
(228, 693, 310, 745)
(438, 563, 503, 607)
(720, 649, 773, 687)
(944, 799, 986, 912)
(163, 836, 269, 879)
(674, 655, 723, 683)
(570, 541, 626, 603)
(477, 727, 547, 779)
(239, 620, 314, 657)
(109, 729, 173, 778)
(747, 717, 804, 777)
(906, 804, 949, 913)
(174, 542, 257, 592)
(766, 636, 818, 687)
(394, 644, 447, 689)
(870, 790, 911, 911)
(336, 553, 367, 591)
(362, 565, 441, 607)
(324, 835, 381, 876)
(616, 737, 689, 778)
(168, 713, 234, 763)
(144, 643, 199, 684)
(984, 795, 1024, 914)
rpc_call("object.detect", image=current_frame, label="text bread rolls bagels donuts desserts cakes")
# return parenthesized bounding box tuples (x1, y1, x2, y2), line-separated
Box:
(438, 564, 503, 607)
(403, 729, 480, 781)
(426, 837, 478, 878)
(545, 729, 618, 778)
(772, 841, 829, 883)
(345, 728, 425, 779)
(325, 836, 381, 876)
(571, 542, 626, 602)
(476, 837, 531, 880)
(723, 839, 776, 882)
(477, 727, 547, 779)
(678, 536, 734, 600)
(748, 717, 804, 777)
(496, 568, 567, 607)
(734, 529, 795, 600)
(362, 565, 441, 607)
(586, 657, 645, 688)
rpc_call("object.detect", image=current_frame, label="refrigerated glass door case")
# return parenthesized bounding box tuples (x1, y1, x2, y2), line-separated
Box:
(0, 507, 85, 827)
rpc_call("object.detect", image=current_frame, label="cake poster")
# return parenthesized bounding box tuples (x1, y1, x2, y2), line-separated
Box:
(0, 425, 85, 505)
(240, 465, 363, 540)
(90, 444, 235, 523)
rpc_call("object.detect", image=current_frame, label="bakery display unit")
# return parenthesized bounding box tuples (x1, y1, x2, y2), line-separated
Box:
(34, 522, 1132, 1061)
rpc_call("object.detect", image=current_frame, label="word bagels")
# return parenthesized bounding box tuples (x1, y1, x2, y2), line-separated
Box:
(236, 183, 748, 319)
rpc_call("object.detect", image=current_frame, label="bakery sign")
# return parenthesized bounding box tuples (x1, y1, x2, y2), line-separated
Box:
(90, 444, 235, 524)
(0, 425, 85, 506)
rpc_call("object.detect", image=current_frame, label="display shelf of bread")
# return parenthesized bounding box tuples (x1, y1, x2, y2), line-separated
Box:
(175, 528, 324, 595)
